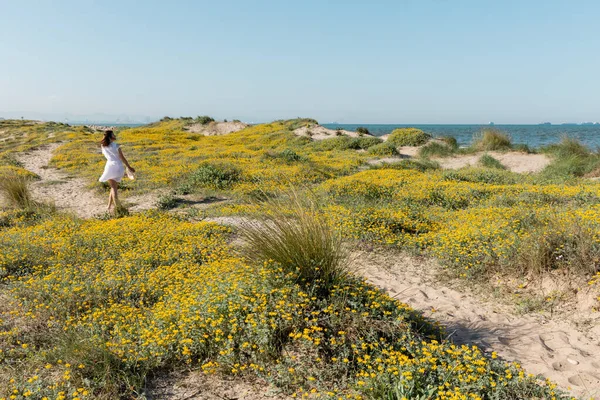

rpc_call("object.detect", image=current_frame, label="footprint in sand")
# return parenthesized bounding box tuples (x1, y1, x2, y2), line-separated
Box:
(539, 331, 571, 352)
(552, 359, 580, 371)
(567, 372, 600, 388)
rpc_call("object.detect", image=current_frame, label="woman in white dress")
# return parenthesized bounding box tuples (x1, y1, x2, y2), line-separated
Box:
(99, 130, 135, 212)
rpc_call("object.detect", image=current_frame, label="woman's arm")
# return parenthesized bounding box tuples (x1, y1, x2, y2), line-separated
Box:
(118, 148, 135, 172)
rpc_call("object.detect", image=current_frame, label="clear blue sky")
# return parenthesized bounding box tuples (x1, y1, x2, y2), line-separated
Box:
(1, 0, 599, 123)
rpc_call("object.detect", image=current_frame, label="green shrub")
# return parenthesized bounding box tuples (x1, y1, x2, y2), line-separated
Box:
(471, 128, 512, 151)
(353, 136, 382, 149)
(156, 193, 179, 210)
(314, 136, 381, 151)
(196, 115, 215, 125)
(443, 168, 518, 184)
(356, 126, 370, 135)
(189, 163, 241, 189)
(367, 143, 400, 157)
(418, 141, 455, 158)
(540, 137, 600, 180)
(541, 136, 591, 158)
(512, 143, 533, 153)
(372, 159, 440, 172)
(387, 128, 431, 147)
(439, 135, 459, 150)
(479, 154, 506, 170)
(264, 149, 305, 163)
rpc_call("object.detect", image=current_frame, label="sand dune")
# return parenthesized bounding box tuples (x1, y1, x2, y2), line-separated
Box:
(293, 125, 371, 140)
(185, 121, 248, 136)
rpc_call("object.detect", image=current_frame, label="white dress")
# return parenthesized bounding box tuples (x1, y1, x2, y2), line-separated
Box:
(99, 142, 125, 182)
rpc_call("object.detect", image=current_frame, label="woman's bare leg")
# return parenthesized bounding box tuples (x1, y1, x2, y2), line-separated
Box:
(108, 180, 120, 211)
(107, 184, 114, 211)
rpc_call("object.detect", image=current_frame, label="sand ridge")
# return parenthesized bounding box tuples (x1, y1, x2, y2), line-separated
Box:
(185, 121, 248, 136)
(293, 125, 372, 141)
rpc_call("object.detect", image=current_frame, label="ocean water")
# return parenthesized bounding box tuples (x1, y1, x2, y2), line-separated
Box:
(322, 124, 600, 149)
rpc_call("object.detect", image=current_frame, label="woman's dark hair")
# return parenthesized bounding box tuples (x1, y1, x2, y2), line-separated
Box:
(100, 130, 114, 147)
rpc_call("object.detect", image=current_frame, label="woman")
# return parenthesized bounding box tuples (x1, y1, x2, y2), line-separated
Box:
(99, 130, 135, 212)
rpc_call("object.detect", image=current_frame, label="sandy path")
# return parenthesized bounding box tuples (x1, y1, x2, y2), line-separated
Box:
(195, 216, 600, 398)
(357, 250, 600, 399)
(17, 144, 155, 218)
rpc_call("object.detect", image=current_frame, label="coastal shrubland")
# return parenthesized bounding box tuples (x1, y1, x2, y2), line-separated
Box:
(0, 208, 571, 400)
(1, 118, 596, 399)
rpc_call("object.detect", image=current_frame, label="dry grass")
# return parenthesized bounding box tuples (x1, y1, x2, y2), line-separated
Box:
(471, 128, 512, 151)
(0, 173, 35, 209)
(239, 190, 350, 295)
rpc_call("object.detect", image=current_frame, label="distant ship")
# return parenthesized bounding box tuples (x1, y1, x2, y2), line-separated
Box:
(539, 122, 551, 125)
(488, 121, 495, 125)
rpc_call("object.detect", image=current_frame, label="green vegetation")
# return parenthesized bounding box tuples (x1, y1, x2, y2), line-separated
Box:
(478, 154, 506, 169)
(418, 141, 456, 158)
(387, 128, 432, 147)
(312, 136, 382, 151)
(540, 137, 600, 181)
(355, 126, 370, 135)
(471, 128, 512, 151)
(196, 115, 215, 124)
(0, 173, 35, 209)
(0, 118, 593, 399)
(240, 193, 349, 293)
(439, 135, 459, 150)
(367, 142, 400, 157)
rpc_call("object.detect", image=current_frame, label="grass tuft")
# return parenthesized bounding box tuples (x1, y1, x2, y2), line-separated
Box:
(471, 128, 512, 151)
(418, 141, 456, 158)
(0, 173, 36, 209)
(240, 190, 349, 295)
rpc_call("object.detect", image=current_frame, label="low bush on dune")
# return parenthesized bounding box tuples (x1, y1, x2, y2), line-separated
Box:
(196, 115, 215, 125)
(478, 154, 506, 169)
(439, 135, 459, 150)
(263, 148, 306, 163)
(367, 142, 400, 156)
(355, 126, 370, 135)
(188, 162, 242, 190)
(540, 137, 600, 180)
(418, 141, 456, 158)
(471, 128, 512, 151)
(0, 210, 571, 399)
(443, 167, 518, 184)
(312, 136, 382, 151)
(387, 128, 432, 147)
(371, 158, 440, 172)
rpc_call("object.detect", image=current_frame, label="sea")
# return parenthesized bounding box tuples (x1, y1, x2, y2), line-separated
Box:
(322, 124, 600, 149)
